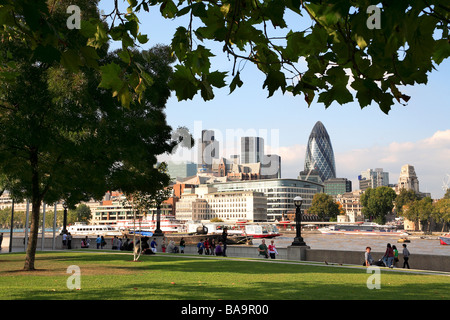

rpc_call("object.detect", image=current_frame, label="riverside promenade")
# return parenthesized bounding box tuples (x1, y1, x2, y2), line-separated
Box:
(3, 234, 450, 273)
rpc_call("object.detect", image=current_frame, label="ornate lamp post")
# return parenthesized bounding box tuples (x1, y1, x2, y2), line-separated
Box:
(60, 202, 68, 235)
(291, 196, 307, 246)
(153, 203, 163, 236)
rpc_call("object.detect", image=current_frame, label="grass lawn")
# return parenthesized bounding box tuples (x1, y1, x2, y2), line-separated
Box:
(0, 251, 449, 300)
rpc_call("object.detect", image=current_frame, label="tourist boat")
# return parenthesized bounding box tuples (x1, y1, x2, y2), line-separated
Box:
(115, 215, 186, 234)
(244, 224, 281, 238)
(439, 234, 450, 245)
(186, 222, 280, 238)
(63, 222, 122, 236)
(318, 223, 409, 236)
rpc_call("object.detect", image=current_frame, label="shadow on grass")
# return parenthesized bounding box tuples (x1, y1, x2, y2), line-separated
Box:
(2, 252, 449, 300)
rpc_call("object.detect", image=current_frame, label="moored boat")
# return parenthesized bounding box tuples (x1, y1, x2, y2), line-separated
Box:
(63, 222, 122, 236)
(115, 215, 186, 234)
(439, 234, 450, 245)
(318, 223, 409, 237)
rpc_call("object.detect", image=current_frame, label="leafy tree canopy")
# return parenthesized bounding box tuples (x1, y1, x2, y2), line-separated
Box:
(360, 186, 397, 224)
(2, 0, 448, 113)
(308, 192, 340, 220)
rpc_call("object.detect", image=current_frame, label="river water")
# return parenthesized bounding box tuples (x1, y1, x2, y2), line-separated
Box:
(252, 233, 450, 256)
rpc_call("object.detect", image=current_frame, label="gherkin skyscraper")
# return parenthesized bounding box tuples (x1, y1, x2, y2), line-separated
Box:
(304, 121, 336, 182)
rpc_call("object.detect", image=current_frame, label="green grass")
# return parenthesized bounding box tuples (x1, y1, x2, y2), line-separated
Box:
(0, 251, 449, 300)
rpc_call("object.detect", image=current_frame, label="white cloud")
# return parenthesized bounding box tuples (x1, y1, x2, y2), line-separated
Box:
(281, 130, 450, 199)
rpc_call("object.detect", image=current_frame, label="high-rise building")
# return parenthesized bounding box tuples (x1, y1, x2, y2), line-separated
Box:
(304, 121, 336, 183)
(241, 137, 264, 164)
(358, 168, 389, 191)
(167, 161, 197, 181)
(197, 130, 219, 172)
(324, 178, 352, 196)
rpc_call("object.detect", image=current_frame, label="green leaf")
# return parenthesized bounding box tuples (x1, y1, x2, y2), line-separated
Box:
(207, 71, 227, 88)
(99, 63, 123, 93)
(433, 39, 450, 65)
(229, 72, 243, 94)
(168, 65, 198, 100)
(318, 86, 353, 108)
(263, 70, 286, 97)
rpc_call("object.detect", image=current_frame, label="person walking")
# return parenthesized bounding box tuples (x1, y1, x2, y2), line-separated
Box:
(96, 235, 101, 249)
(268, 240, 278, 259)
(62, 232, 67, 249)
(210, 238, 216, 256)
(221, 228, 228, 257)
(101, 236, 106, 249)
(0, 233, 3, 250)
(402, 244, 411, 269)
(67, 233, 72, 249)
(179, 237, 185, 253)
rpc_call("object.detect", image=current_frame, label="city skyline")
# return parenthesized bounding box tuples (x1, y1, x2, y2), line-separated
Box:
(100, 1, 450, 199)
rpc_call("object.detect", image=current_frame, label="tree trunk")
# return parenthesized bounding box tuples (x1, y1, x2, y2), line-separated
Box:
(24, 149, 41, 271)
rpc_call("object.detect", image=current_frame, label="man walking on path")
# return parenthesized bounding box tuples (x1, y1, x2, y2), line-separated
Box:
(402, 244, 411, 269)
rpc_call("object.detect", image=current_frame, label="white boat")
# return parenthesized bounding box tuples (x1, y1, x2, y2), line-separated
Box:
(115, 215, 186, 234)
(186, 222, 243, 235)
(244, 224, 281, 238)
(63, 222, 122, 236)
(318, 223, 409, 236)
(186, 222, 280, 238)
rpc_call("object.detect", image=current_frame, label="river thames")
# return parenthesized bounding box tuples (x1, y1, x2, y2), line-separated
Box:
(252, 232, 450, 256)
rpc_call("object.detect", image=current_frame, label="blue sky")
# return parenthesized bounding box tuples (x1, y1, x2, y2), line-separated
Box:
(99, 1, 450, 198)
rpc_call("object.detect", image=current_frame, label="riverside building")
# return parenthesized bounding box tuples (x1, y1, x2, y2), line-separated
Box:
(175, 185, 267, 222)
(209, 178, 324, 221)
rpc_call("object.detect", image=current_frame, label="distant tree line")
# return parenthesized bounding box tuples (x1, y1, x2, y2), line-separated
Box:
(307, 187, 450, 232)
(0, 204, 91, 229)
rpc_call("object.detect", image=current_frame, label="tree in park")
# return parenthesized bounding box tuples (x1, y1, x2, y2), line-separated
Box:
(433, 198, 450, 232)
(402, 197, 434, 232)
(360, 186, 397, 224)
(395, 188, 421, 216)
(308, 193, 340, 220)
(0, 1, 186, 270)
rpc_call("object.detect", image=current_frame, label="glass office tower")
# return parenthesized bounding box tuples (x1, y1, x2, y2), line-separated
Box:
(304, 121, 336, 182)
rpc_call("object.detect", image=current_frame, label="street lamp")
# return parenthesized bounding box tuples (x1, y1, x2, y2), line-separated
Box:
(291, 196, 307, 246)
(60, 202, 68, 235)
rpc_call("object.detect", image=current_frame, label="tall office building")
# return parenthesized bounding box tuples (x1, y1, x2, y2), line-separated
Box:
(358, 168, 389, 191)
(304, 121, 336, 183)
(324, 178, 352, 196)
(167, 161, 197, 181)
(197, 130, 219, 172)
(241, 137, 264, 164)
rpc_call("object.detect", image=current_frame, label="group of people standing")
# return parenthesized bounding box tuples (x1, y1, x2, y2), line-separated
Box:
(364, 243, 411, 268)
